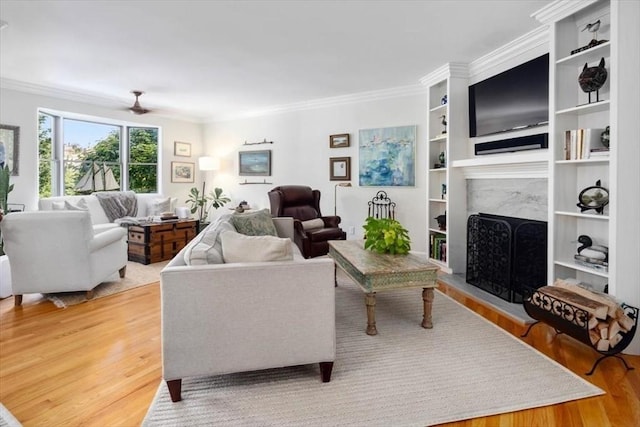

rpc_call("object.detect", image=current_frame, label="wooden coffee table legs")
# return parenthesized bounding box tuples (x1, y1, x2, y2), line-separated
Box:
(364, 287, 435, 335)
(365, 293, 377, 335)
(422, 287, 434, 329)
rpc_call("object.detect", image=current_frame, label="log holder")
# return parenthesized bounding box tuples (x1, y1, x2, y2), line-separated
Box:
(520, 286, 638, 375)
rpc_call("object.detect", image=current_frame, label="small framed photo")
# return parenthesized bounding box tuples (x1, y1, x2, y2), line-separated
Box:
(174, 141, 191, 157)
(330, 157, 351, 181)
(329, 133, 350, 148)
(171, 161, 195, 183)
(239, 150, 272, 176)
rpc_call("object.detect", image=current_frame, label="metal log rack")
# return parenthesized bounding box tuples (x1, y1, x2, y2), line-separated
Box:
(520, 286, 638, 375)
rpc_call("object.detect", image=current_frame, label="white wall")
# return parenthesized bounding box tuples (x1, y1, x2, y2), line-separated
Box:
(0, 88, 204, 210)
(203, 93, 430, 252)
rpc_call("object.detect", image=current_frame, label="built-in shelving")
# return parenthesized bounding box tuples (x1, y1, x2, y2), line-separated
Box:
(421, 63, 468, 273)
(540, 0, 613, 291)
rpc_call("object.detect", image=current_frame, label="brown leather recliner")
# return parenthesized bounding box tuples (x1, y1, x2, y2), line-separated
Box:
(268, 185, 347, 258)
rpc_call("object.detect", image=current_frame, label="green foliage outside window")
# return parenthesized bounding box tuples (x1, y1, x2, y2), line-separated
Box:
(38, 114, 159, 196)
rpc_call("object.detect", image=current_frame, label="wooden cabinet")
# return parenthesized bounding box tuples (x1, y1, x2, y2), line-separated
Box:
(128, 219, 199, 264)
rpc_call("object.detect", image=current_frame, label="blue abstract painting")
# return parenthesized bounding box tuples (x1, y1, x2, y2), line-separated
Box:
(359, 125, 416, 186)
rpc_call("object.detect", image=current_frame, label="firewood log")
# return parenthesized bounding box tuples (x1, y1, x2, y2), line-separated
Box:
(537, 286, 609, 320)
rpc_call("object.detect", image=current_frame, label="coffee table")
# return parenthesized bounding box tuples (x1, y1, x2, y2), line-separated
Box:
(328, 240, 439, 335)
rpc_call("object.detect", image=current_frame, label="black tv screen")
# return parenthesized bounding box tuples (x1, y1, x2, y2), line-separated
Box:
(469, 54, 549, 138)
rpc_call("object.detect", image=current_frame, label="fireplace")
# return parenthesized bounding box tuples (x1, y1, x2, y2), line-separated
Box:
(466, 213, 547, 303)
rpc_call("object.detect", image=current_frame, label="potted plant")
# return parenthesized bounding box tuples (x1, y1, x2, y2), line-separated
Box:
(362, 217, 411, 255)
(0, 165, 14, 298)
(186, 186, 230, 227)
(0, 164, 14, 256)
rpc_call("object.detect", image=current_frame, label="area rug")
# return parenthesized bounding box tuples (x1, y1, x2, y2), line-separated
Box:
(142, 274, 603, 426)
(44, 260, 167, 308)
(0, 403, 21, 427)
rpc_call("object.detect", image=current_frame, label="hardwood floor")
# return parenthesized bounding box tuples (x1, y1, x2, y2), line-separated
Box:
(1, 281, 638, 426)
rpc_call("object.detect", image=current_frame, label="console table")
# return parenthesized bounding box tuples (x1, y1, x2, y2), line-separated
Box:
(128, 219, 199, 264)
(328, 240, 439, 335)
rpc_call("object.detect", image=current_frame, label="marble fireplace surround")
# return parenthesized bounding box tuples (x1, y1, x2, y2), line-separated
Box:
(438, 176, 548, 324)
(467, 178, 547, 221)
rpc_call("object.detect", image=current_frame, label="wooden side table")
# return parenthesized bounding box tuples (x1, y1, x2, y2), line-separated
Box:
(128, 219, 199, 264)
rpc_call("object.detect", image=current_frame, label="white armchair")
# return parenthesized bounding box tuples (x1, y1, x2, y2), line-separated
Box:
(0, 210, 128, 306)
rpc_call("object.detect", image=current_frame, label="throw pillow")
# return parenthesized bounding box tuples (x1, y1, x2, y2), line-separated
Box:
(183, 214, 236, 265)
(231, 208, 277, 236)
(301, 218, 325, 231)
(220, 231, 293, 263)
(64, 198, 88, 211)
(148, 197, 172, 216)
(51, 201, 66, 210)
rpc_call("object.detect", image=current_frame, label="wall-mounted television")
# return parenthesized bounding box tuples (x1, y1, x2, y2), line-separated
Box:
(469, 54, 549, 138)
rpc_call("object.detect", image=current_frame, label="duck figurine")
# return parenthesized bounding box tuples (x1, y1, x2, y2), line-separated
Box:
(574, 235, 608, 262)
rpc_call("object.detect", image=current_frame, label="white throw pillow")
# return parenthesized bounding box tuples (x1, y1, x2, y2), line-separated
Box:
(183, 214, 235, 265)
(301, 218, 325, 231)
(220, 230, 293, 263)
(64, 198, 88, 211)
(51, 201, 66, 210)
(148, 197, 172, 216)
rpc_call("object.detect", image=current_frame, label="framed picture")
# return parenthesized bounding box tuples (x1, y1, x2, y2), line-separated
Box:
(330, 157, 351, 181)
(174, 141, 191, 157)
(330, 133, 350, 148)
(171, 161, 195, 183)
(239, 150, 272, 176)
(0, 124, 20, 176)
(359, 125, 416, 186)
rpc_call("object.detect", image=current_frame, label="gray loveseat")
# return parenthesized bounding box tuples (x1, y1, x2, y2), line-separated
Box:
(159, 212, 336, 401)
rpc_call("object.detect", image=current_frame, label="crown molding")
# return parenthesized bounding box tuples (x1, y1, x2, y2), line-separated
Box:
(468, 25, 549, 77)
(213, 84, 427, 122)
(0, 78, 207, 123)
(419, 63, 469, 87)
(532, 0, 600, 24)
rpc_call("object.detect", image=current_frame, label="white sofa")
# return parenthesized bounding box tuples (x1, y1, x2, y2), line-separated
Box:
(160, 214, 336, 402)
(0, 210, 127, 305)
(38, 193, 176, 232)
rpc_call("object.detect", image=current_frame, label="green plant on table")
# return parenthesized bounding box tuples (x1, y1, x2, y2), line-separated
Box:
(363, 216, 411, 255)
(186, 186, 230, 224)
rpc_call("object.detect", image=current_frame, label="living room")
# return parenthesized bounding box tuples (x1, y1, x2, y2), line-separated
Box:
(1, 0, 639, 426)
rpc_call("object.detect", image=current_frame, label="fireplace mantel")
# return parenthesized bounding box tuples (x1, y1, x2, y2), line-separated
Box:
(452, 150, 549, 179)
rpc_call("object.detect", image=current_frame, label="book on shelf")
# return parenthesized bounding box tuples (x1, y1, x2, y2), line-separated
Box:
(564, 128, 605, 160)
(430, 234, 447, 262)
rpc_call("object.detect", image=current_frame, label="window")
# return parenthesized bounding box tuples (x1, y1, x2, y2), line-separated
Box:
(38, 111, 159, 197)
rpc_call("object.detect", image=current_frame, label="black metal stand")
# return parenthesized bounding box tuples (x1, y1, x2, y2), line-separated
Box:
(521, 286, 638, 376)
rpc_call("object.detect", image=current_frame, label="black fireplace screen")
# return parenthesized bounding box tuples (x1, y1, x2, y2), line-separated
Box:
(466, 213, 547, 303)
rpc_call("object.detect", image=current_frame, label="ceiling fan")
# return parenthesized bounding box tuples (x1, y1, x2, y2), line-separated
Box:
(128, 90, 151, 115)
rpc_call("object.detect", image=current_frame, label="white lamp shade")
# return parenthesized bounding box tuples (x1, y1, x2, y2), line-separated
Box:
(199, 156, 220, 171)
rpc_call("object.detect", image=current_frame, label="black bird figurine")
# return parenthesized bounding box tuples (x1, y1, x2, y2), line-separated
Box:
(440, 115, 447, 134)
(581, 19, 601, 36)
(578, 57, 607, 103)
(574, 235, 608, 262)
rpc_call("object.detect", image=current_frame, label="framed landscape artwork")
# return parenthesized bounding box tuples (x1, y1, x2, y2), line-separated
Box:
(330, 157, 351, 181)
(239, 150, 271, 176)
(358, 125, 416, 186)
(171, 161, 195, 183)
(0, 124, 20, 176)
(330, 133, 350, 148)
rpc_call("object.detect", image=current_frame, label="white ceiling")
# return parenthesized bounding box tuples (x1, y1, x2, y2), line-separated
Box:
(0, 0, 552, 122)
